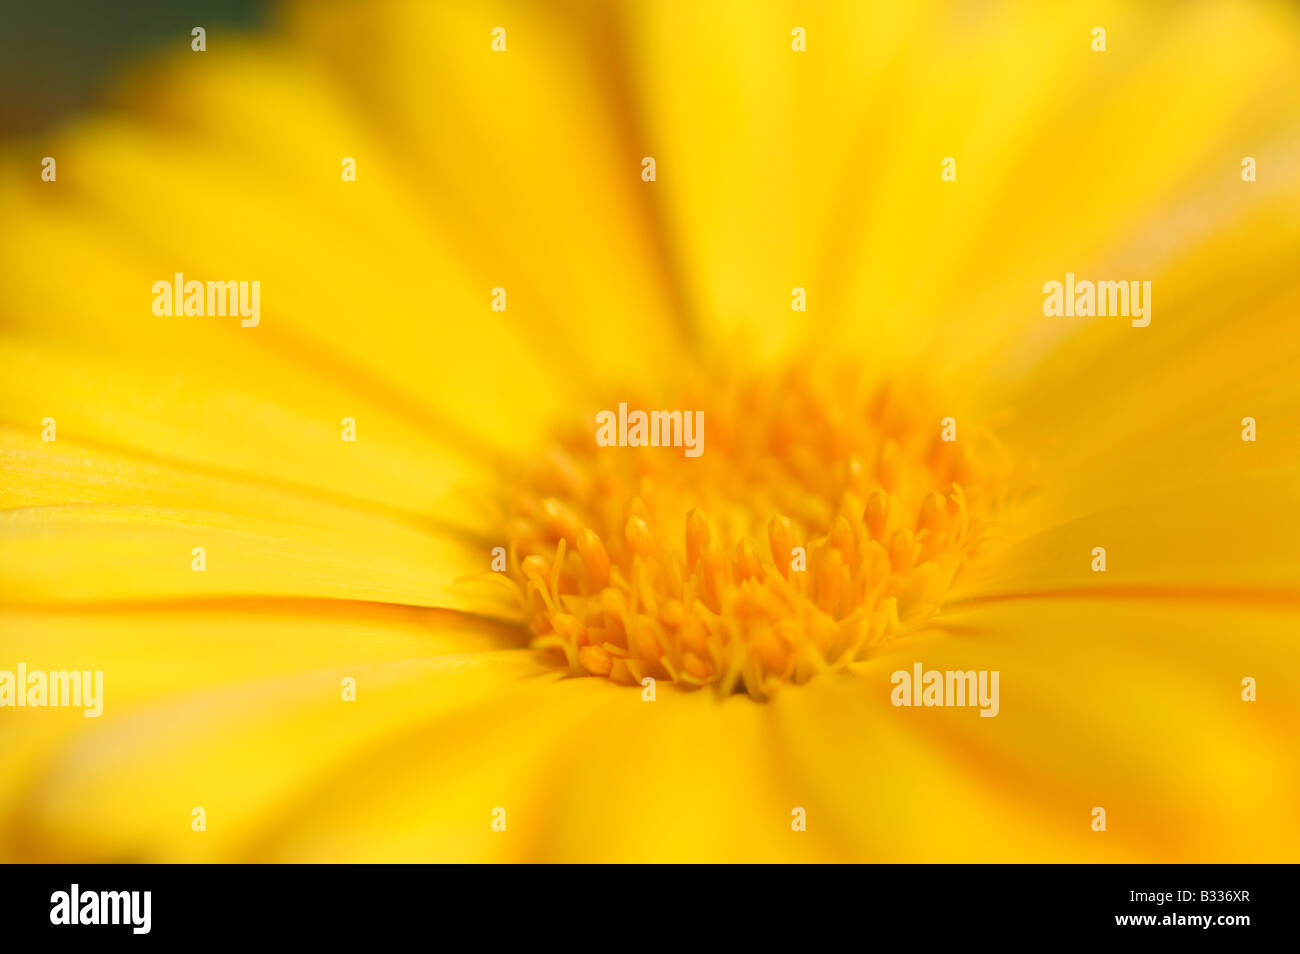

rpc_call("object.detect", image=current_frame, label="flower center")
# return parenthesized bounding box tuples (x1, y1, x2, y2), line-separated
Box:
(503, 368, 1007, 698)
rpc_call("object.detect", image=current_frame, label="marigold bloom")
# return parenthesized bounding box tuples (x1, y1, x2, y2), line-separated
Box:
(2, 0, 1299, 862)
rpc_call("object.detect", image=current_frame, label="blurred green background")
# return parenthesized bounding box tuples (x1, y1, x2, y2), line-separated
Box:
(0, 0, 268, 134)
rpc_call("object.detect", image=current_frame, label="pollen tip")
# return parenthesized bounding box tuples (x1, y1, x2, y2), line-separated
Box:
(685, 507, 710, 570)
(521, 554, 549, 582)
(865, 489, 891, 540)
(576, 527, 611, 589)
(541, 497, 580, 541)
(578, 644, 613, 676)
(625, 514, 653, 556)
(888, 527, 916, 573)
(735, 538, 762, 582)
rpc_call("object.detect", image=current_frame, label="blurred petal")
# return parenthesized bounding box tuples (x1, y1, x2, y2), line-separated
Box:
(1, 608, 536, 862)
(539, 686, 837, 862)
(258, 671, 621, 862)
(283, 0, 690, 389)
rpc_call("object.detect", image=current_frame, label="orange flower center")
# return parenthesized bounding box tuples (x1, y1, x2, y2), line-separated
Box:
(504, 369, 1008, 698)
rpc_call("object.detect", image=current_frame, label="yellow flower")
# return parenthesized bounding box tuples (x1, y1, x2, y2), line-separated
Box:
(3, 0, 1300, 862)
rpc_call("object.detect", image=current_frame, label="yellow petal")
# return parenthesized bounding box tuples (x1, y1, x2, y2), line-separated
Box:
(1, 605, 538, 862)
(0, 330, 497, 535)
(0, 500, 515, 614)
(282, 0, 688, 391)
(259, 672, 621, 862)
(539, 684, 838, 862)
(906, 597, 1300, 861)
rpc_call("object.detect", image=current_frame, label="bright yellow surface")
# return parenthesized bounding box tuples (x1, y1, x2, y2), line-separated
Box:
(2, 0, 1299, 861)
